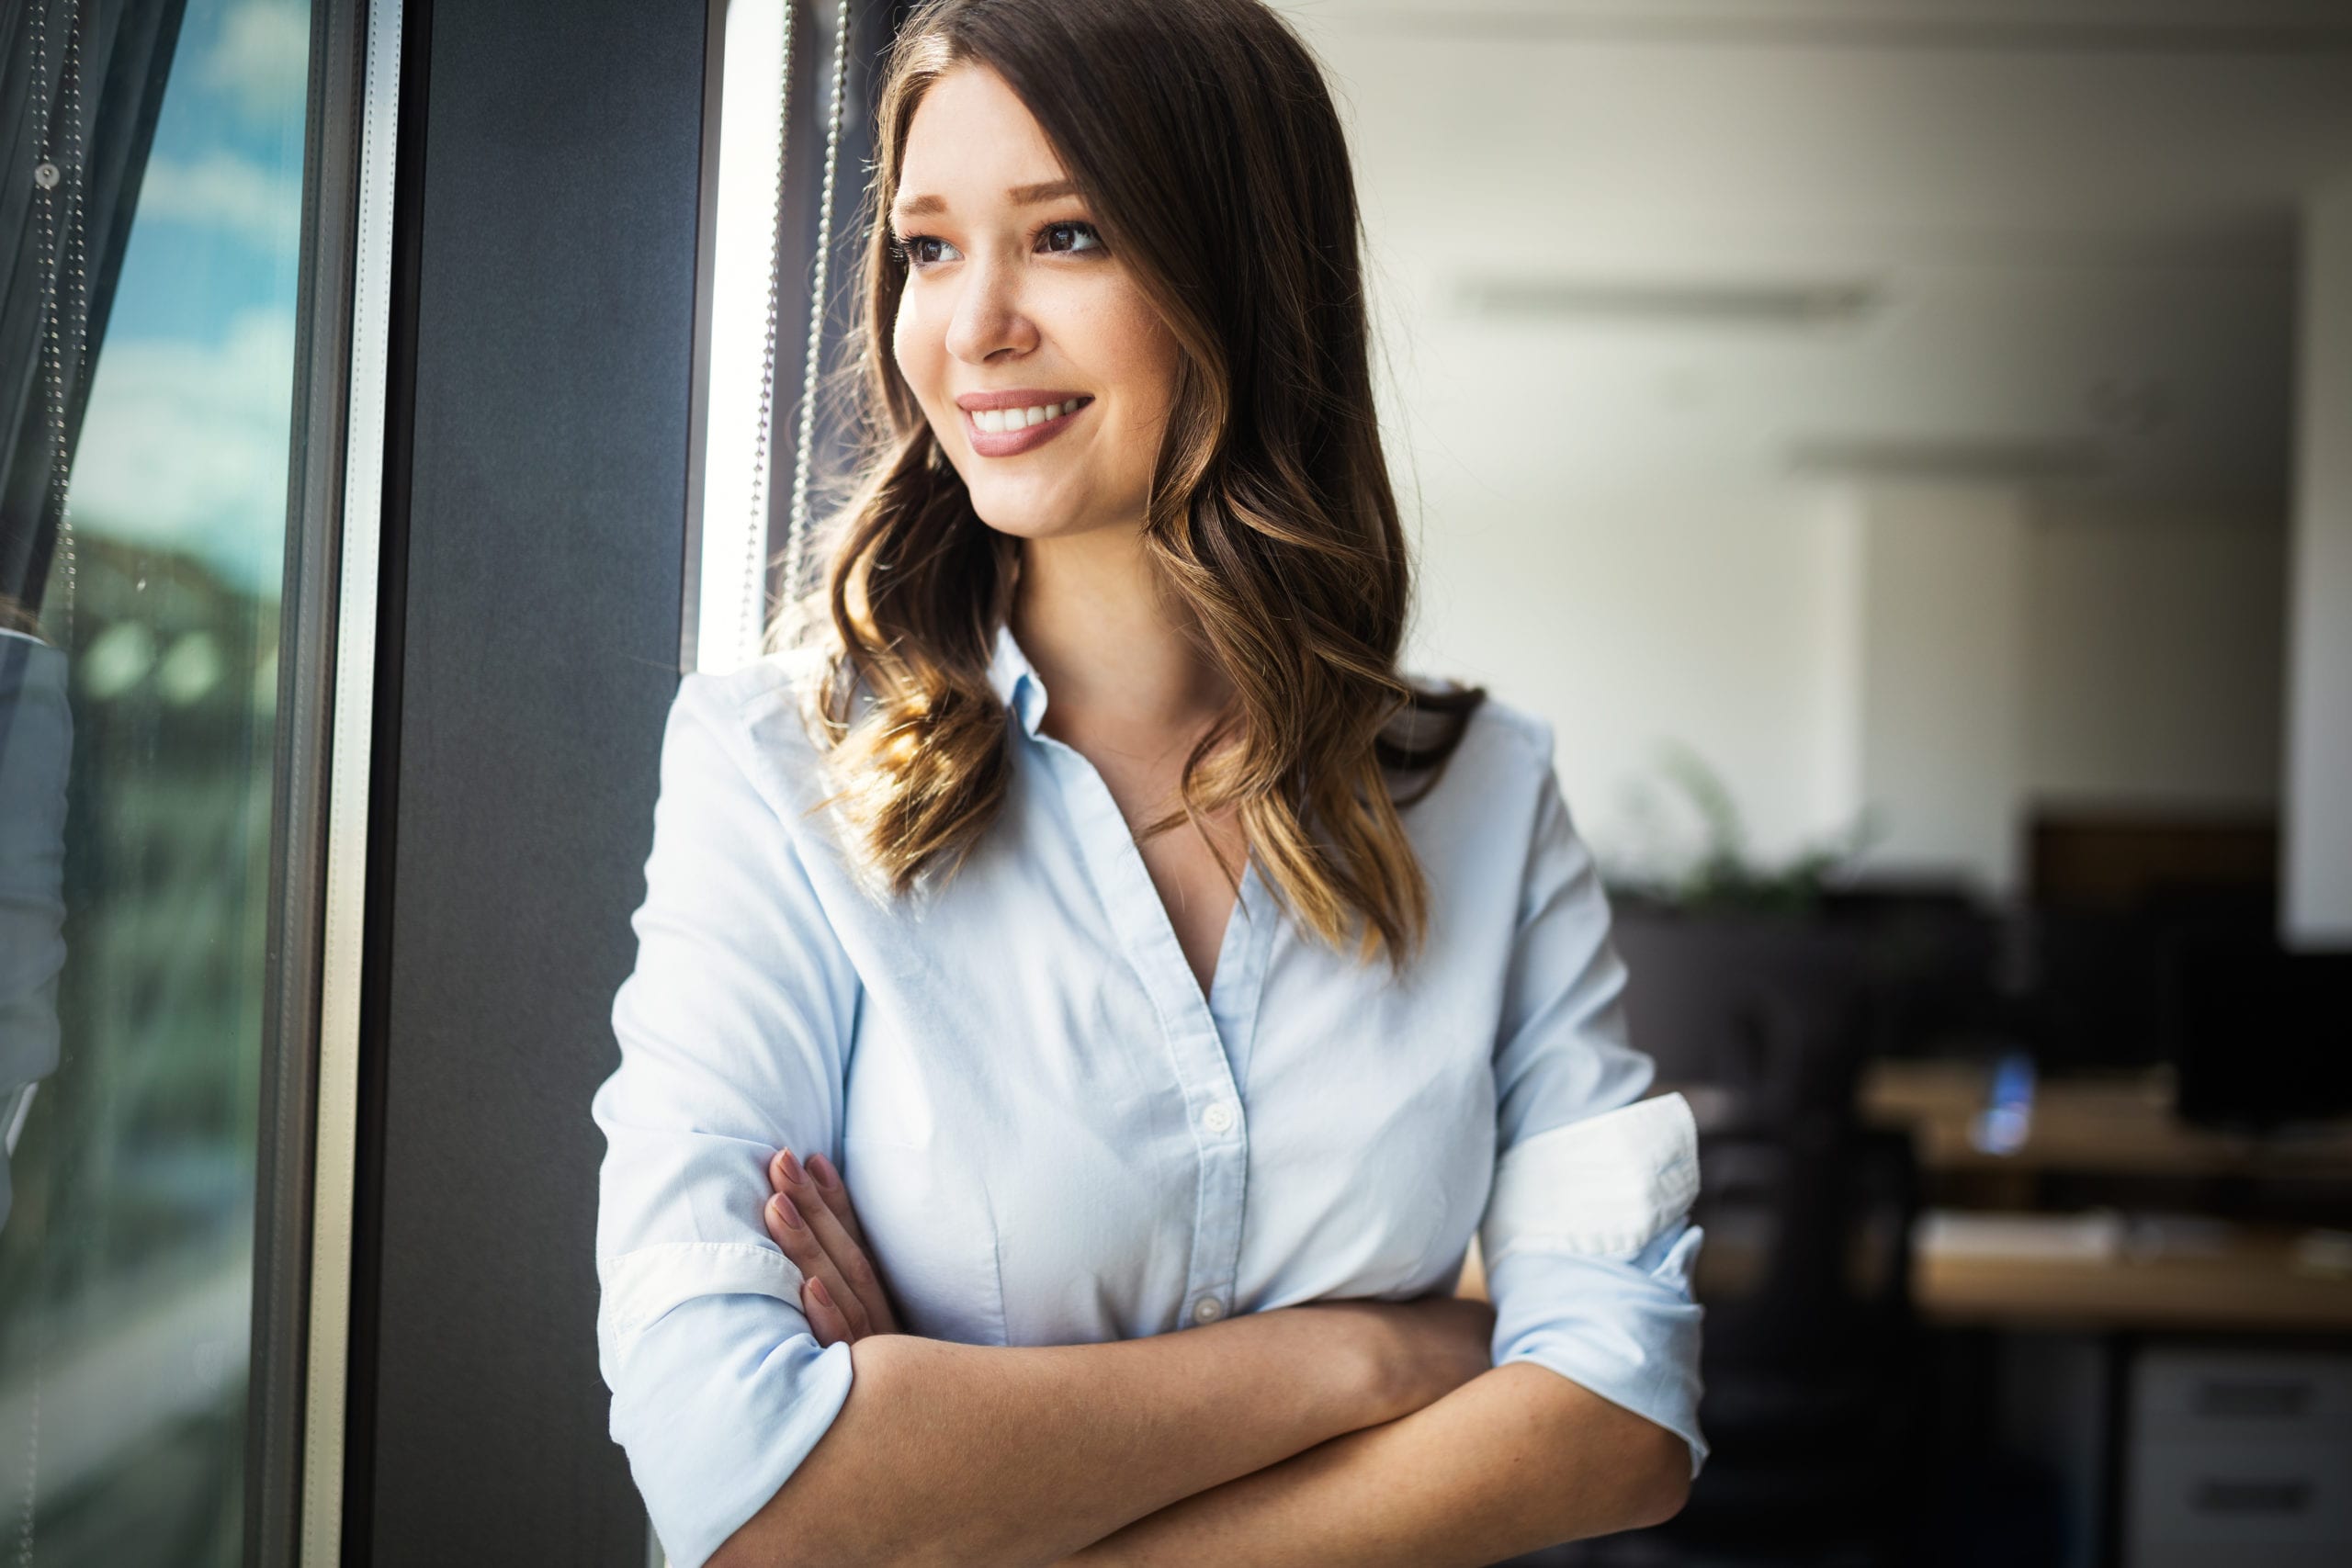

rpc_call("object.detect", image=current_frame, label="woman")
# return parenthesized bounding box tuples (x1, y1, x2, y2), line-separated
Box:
(592, 2, 1704, 1564)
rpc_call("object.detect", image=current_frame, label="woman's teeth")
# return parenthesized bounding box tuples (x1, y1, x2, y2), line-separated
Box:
(972, 399, 1083, 434)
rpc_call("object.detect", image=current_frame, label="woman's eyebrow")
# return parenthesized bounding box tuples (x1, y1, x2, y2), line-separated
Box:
(891, 178, 1081, 223)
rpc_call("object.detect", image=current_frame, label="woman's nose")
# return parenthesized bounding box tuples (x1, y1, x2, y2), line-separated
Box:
(944, 255, 1037, 364)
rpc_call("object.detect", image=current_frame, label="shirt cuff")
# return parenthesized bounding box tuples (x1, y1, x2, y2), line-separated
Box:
(603, 1290, 856, 1568)
(1486, 1222, 1709, 1478)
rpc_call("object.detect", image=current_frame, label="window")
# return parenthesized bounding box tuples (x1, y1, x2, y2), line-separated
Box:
(0, 0, 317, 1558)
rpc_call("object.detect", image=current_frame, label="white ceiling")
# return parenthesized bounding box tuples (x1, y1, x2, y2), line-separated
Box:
(1273, 0, 2352, 501)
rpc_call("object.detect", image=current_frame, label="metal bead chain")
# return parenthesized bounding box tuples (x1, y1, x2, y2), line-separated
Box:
(741, 0, 799, 664)
(18, 0, 83, 1556)
(30, 0, 87, 656)
(778, 0, 854, 628)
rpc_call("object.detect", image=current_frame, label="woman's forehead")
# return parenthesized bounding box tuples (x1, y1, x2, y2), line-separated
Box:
(897, 65, 1069, 202)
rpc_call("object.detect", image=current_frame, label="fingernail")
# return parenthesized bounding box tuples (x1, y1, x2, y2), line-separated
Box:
(809, 1153, 838, 1190)
(808, 1277, 832, 1309)
(773, 1193, 806, 1229)
(779, 1148, 804, 1186)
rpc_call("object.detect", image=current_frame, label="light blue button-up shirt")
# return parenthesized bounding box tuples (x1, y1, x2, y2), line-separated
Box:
(593, 625, 1706, 1568)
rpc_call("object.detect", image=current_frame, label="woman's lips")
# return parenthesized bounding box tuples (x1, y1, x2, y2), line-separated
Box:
(963, 397, 1092, 457)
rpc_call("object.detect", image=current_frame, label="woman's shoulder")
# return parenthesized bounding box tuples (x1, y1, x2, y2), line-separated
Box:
(1378, 675, 1574, 857)
(1459, 692, 1559, 775)
(664, 646, 842, 815)
(676, 643, 829, 723)
(1387, 671, 1561, 790)
(1381, 679, 1593, 914)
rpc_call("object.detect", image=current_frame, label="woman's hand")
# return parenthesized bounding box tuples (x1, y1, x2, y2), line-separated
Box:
(763, 1145, 902, 1346)
(760, 1143, 1489, 1409)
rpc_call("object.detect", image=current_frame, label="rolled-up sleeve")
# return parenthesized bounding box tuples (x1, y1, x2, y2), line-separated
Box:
(592, 672, 863, 1567)
(1478, 719, 1708, 1478)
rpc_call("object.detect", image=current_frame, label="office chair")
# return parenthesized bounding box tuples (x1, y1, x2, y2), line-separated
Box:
(1659, 1122, 1923, 1565)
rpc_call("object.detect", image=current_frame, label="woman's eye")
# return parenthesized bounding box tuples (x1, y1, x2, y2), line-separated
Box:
(896, 234, 958, 268)
(1040, 220, 1102, 255)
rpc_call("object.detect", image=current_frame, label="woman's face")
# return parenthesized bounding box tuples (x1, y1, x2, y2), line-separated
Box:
(889, 64, 1181, 545)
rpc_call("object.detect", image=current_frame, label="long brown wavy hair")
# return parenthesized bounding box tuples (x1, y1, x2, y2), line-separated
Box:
(789, 0, 1483, 964)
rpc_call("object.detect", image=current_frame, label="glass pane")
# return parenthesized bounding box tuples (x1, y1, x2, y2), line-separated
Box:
(1, 0, 314, 1561)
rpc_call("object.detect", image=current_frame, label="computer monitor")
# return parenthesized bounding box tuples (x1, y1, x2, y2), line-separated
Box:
(2162, 935, 2352, 1129)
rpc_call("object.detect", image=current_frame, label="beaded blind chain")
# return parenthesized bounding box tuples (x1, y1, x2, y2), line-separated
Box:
(741, 0, 799, 663)
(29, 0, 88, 656)
(779, 0, 855, 626)
(18, 3, 84, 1557)
(741, 0, 854, 662)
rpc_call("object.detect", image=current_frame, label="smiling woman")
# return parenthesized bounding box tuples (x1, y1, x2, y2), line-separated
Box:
(880, 86, 1179, 553)
(808, 18, 1464, 967)
(592, 4, 1705, 1566)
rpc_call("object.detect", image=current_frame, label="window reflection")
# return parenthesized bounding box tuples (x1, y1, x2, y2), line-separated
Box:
(0, 0, 311, 1560)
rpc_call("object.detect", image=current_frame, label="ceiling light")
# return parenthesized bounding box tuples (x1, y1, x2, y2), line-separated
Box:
(1457, 276, 1883, 325)
(1787, 435, 2108, 481)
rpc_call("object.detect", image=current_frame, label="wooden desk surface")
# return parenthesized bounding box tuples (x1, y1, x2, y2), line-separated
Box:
(1915, 1222, 2352, 1333)
(1860, 1059, 2352, 1179)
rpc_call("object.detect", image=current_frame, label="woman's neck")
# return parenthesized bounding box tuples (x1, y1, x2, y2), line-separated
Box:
(1008, 527, 1230, 745)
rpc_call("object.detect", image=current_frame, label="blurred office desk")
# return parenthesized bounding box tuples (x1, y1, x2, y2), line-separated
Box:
(1607, 1070, 2352, 1568)
(1859, 1062, 2352, 1330)
(1860, 1059, 2352, 1179)
(1913, 1213, 2352, 1333)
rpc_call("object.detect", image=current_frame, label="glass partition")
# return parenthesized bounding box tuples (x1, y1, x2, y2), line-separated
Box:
(0, 0, 315, 1560)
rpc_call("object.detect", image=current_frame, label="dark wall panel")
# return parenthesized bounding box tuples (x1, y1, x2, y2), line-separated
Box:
(360, 0, 705, 1559)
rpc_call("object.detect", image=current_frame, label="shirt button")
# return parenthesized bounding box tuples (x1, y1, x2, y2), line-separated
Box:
(1201, 1101, 1237, 1134)
(1193, 1296, 1226, 1324)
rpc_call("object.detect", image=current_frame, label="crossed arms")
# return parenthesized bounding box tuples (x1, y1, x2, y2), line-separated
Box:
(704, 1151, 1689, 1568)
(708, 1303, 1689, 1568)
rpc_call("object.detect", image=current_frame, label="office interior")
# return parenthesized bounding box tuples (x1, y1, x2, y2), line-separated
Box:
(1317, 4, 2352, 1564)
(0, 1, 2348, 1565)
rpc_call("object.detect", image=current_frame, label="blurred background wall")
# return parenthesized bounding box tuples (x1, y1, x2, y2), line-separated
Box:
(1273, 0, 2341, 923)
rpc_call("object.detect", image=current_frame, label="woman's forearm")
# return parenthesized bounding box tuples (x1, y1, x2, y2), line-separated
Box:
(707, 1303, 1407, 1568)
(1059, 1362, 1691, 1568)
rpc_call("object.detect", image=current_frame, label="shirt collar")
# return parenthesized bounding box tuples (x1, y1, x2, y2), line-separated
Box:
(986, 621, 1050, 738)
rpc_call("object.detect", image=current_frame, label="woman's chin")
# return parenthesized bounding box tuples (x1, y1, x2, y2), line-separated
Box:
(969, 495, 1126, 546)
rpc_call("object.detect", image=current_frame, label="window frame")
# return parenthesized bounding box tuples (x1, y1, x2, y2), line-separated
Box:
(270, 1, 899, 1562)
